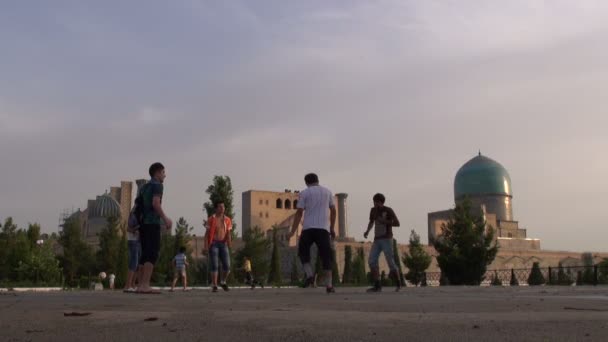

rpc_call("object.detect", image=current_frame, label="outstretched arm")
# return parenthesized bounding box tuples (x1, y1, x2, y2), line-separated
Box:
(289, 209, 304, 239)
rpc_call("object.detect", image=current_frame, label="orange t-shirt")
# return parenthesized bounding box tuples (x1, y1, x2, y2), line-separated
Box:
(206, 215, 232, 245)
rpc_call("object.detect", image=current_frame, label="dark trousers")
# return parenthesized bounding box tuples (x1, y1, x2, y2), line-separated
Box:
(139, 224, 161, 265)
(298, 228, 333, 271)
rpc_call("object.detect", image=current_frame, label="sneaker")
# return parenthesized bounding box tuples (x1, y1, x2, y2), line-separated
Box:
(212, 286, 218, 293)
(302, 277, 315, 288)
(366, 286, 382, 293)
(220, 283, 230, 292)
(326, 286, 336, 294)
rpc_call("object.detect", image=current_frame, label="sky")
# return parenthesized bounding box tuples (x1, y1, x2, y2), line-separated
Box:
(1, 1, 608, 252)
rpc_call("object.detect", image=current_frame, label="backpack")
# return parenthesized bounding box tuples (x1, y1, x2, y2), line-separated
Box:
(128, 182, 148, 232)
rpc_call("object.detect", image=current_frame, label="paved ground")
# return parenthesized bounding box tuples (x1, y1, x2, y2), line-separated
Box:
(2, 286, 608, 342)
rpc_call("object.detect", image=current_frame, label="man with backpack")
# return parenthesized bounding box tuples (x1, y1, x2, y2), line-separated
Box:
(134, 162, 173, 294)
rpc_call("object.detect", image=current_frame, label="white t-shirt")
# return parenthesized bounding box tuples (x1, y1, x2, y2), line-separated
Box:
(297, 185, 335, 231)
(109, 274, 115, 283)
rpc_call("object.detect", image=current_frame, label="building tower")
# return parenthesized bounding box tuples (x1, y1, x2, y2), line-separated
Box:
(336, 193, 348, 239)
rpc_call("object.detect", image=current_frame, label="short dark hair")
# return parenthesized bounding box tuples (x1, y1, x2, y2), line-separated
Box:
(214, 201, 225, 209)
(304, 173, 319, 185)
(149, 162, 165, 178)
(373, 193, 386, 204)
(179, 246, 186, 253)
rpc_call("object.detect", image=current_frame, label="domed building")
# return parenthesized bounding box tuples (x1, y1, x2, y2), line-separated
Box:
(428, 153, 539, 251)
(66, 181, 137, 248)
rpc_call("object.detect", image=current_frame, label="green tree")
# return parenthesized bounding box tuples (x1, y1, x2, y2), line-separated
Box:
(268, 227, 282, 286)
(16, 241, 62, 285)
(433, 200, 498, 285)
(203, 175, 238, 239)
(342, 245, 354, 284)
(491, 271, 502, 286)
(97, 216, 121, 275)
(153, 232, 176, 285)
(581, 253, 595, 285)
(392, 239, 406, 285)
(403, 230, 432, 286)
(527, 262, 545, 285)
(59, 217, 95, 287)
(290, 254, 300, 285)
(556, 263, 573, 286)
(352, 247, 367, 285)
(0, 217, 19, 281)
(115, 234, 128, 288)
(598, 258, 608, 284)
(510, 269, 519, 286)
(331, 246, 340, 287)
(26, 223, 41, 249)
(236, 226, 271, 284)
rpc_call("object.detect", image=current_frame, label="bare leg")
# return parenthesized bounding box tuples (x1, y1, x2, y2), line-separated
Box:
(212, 272, 218, 287)
(125, 271, 135, 290)
(183, 274, 188, 290)
(221, 271, 230, 284)
(325, 270, 333, 288)
(171, 275, 178, 291)
(139, 262, 154, 291)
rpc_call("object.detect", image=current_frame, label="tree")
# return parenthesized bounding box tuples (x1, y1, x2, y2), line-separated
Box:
(433, 199, 498, 285)
(510, 269, 519, 286)
(392, 239, 406, 285)
(26, 223, 41, 249)
(598, 258, 608, 284)
(403, 230, 432, 286)
(581, 253, 595, 285)
(331, 246, 340, 287)
(0, 217, 19, 281)
(342, 245, 354, 284)
(290, 254, 300, 285)
(59, 217, 95, 287)
(203, 175, 238, 239)
(556, 263, 573, 286)
(527, 262, 545, 286)
(352, 247, 367, 285)
(491, 271, 502, 286)
(115, 234, 128, 289)
(97, 216, 121, 276)
(267, 227, 282, 286)
(16, 241, 62, 285)
(236, 226, 271, 284)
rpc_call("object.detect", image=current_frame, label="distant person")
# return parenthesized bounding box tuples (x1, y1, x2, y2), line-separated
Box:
(171, 246, 189, 292)
(124, 218, 142, 293)
(205, 201, 232, 292)
(137, 162, 173, 294)
(364, 193, 402, 292)
(109, 273, 116, 290)
(288, 173, 337, 294)
(243, 256, 262, 289)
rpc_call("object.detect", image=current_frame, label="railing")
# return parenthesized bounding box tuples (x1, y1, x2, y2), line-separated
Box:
(420, 265, 607, 286)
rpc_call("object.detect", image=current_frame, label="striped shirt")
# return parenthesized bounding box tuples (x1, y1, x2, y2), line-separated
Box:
(297, 185, 335, 231)
(174, 253, 187, 270)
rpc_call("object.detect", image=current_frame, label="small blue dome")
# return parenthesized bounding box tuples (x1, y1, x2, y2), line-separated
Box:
(454, 154, 512, 199)
(91, 194, 121, 218)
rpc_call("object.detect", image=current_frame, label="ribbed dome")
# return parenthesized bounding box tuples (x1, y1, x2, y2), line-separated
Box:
(91, 194, 121, 218)
(454, 154, 512, 200)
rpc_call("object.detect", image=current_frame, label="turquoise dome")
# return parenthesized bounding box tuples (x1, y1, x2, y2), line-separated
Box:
(454, 154, 512, 199)
(91, 194, 122, 218)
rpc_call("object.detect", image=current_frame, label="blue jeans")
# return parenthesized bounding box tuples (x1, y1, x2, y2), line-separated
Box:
(368, 239, 397, 271)
(128, 240, 141, 272)
(210, 241, 231, 273)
